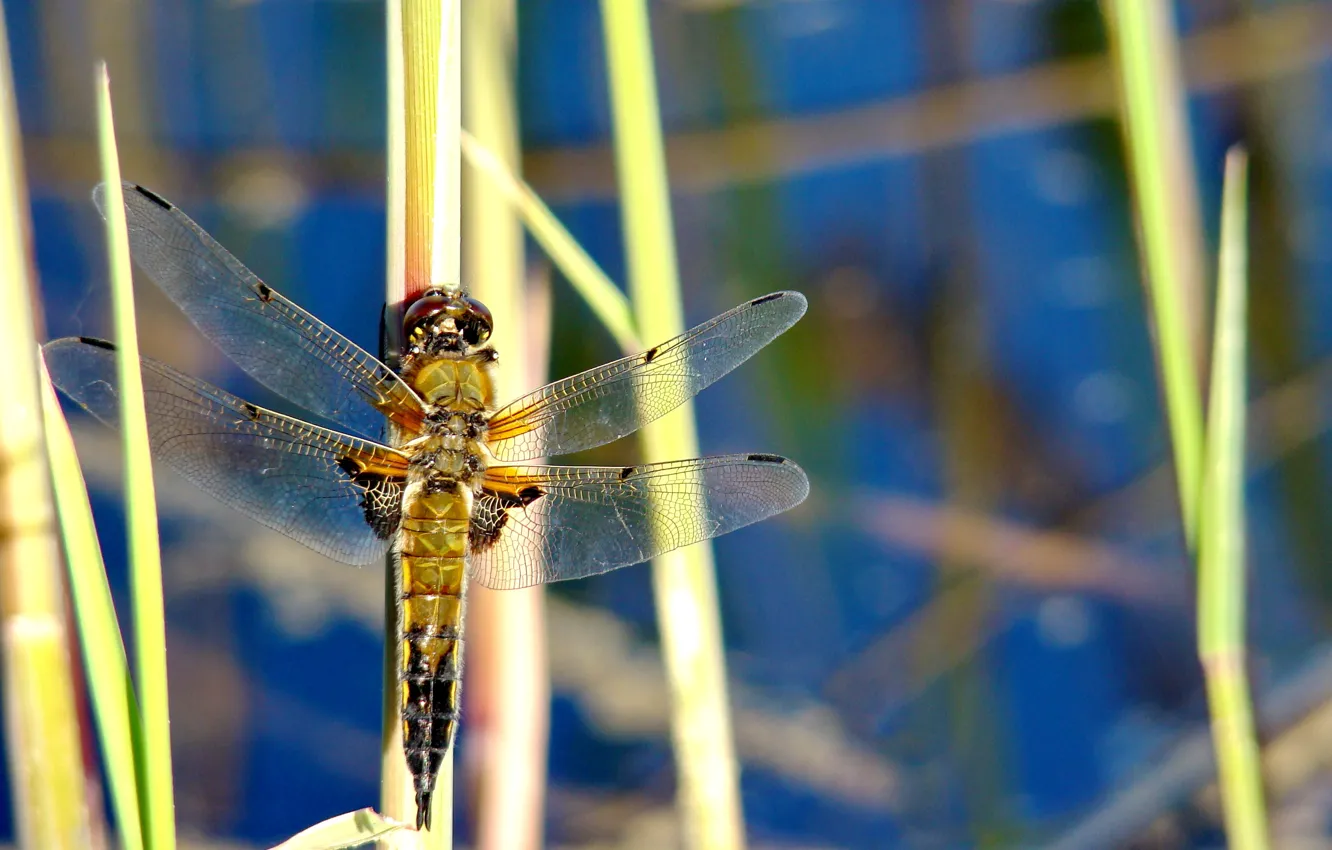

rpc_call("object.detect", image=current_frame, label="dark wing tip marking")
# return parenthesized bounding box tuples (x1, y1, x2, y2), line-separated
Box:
(619, 466, 635, 480)
(77, 337, 117, 351)
(133, 184, 173, 210)
(643, 345, 659, 363)
(253, 282, 273, 302)
(746, 453, 787, 464)
(240, 402, 261, 421)
(749, 292, 785, 306)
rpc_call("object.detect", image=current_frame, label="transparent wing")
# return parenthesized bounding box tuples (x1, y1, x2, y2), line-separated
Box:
(93, 182, 427, 441)
(43, 337, 408, 565)
(485, 291, 806, 461)
(467, 454, 809, 590)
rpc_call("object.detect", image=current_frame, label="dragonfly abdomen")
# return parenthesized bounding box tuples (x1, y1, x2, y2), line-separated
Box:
(398, 482, 471, 830)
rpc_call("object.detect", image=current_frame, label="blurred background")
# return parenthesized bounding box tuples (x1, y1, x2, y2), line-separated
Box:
(5, 0, 1332, 847)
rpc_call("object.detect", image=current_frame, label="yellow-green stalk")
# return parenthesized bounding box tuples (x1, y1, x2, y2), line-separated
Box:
(460, 131, 638, 354)
(0, 7, 91, 846)
(462, 3, 551, 849)
(383, 0, 458, 842)
(599, 3, 746, 848)
(39, 368, 144, 850)
(1101, 0, 1207, 545)
(1198, 148, 1269, 849)
(97, 63, 177, 850)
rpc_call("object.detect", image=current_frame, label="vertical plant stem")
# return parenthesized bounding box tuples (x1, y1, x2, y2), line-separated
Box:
(381, 0, 413, 832)
(599, 3, 746, 848)
(431, 1, 461, 295)
(0, 8, 89, 848)
(384, 0, 459, 843)
(97, 64, 176, 850)
(40, 368, 144, 850)
(1102, 0, 1207, 546)
(1198, 148, 1269, 850)
(462, 3, 550, 849)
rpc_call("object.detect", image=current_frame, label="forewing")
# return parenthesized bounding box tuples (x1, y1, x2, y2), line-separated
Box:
(43, 337, 408, 565)
(467, 454, 809, 590)
(485, 291, 806, 461)
(93, 182, 427, 441)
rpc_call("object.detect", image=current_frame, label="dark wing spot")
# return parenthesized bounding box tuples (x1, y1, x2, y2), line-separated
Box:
(337, 456, 404, 541)
(747, 453, 785, 464)
(619, 466, 635, 480)
(643, 345, 659, 364)
(78, 337, 117, 351)
(749, 292, 783, 306)
(133, 185, 173, 210)
(516, 486, 543, 506)
(469, 485, 545, 552)
(240, 402, 261, 421)
(469, 495, 509, 552)
(252, 282, 273, 302)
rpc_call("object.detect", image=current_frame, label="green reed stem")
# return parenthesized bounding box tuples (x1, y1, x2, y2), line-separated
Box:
(1102, 0, 1207, 547)
(599, 3, 747, 848)
(96, 63, 177, 850)
(40, 370, 144, 850)
(1198, 148, 1270, 850)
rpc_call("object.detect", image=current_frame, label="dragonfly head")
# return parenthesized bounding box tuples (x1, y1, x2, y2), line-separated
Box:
(403, 290, 493, 353)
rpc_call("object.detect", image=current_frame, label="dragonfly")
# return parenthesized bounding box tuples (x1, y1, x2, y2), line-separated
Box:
(43, 183, 809, 830)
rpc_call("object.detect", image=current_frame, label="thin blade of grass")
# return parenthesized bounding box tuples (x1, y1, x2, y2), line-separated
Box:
(268, 808, 411, 850)
(383, 1, 457, 843)
(39, 366, 145, 850)
(1198, 148, 1269, 849)
(96, 63, 176, 850)
(460, 131, 638, 353)
(598, 3, 747, 848)
(0, 9, 92, 847)
(1101, 0, 1207, 547)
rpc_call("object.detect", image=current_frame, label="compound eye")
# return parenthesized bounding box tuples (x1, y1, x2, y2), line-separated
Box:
(460, 296, 493, 345)
(402, 292, 448, 341)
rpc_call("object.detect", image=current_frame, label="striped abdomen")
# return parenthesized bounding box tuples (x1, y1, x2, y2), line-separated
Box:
(398, 483, 470, 829)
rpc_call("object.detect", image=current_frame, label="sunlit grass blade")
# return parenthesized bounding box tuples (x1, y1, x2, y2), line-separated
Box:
(39, 367, 145, 850)
(0, 8, 92, 847)
(382, 1, 457, 843)
(1198, 147, 1269, 849)
(599, 2, 747, 848)
(268, 808, 410, 850)
(96, 63, 176, 850)
(1101, 0, 1207, 546)
(460, 131, 638, 354)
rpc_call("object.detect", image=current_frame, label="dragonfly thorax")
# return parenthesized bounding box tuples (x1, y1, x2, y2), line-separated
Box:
(408, 356, 493, 409)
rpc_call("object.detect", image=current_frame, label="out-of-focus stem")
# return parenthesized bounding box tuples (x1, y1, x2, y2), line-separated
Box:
(1102, 0, 1207, 546)
(0, 10, 90, 848)
(599, 3, 746, 848)
(1198, 148, 1269, 850)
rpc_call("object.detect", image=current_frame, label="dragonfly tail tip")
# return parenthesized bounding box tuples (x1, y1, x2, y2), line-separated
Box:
(415, 789, 432, 831)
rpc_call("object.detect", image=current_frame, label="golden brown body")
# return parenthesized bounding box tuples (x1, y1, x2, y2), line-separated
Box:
(398, 351, 496, 826)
